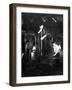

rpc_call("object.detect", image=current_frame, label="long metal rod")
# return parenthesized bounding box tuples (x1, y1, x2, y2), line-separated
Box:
(41, 29, 42, 56)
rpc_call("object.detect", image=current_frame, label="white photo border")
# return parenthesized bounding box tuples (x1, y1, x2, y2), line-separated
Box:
(16, 6, 69, 84)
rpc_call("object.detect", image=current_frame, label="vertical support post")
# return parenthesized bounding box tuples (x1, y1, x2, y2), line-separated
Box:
(38, 25, 43, 56)
(41, 30, 42, 56)
(35, 35, 36, 47)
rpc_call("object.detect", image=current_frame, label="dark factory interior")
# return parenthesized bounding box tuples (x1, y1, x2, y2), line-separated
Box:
(21, 13, 63, 77)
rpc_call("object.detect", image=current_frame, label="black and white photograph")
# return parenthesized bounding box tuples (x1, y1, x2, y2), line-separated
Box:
(21, 13, 63, 77)
(9, 4, 70, 86)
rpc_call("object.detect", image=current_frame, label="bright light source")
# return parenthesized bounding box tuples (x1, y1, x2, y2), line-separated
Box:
(32, 46, 36, 50)
(53, 43, 61, 56)
(31, 52, 34, 57)
(40, 25, 43, 29)
(31, 52, 35, 60)
(38, 25, 43, 34)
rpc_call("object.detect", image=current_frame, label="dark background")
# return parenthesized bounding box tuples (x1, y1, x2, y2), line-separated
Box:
(21, 13, 63, 77)
(22, 13, 63, 41)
